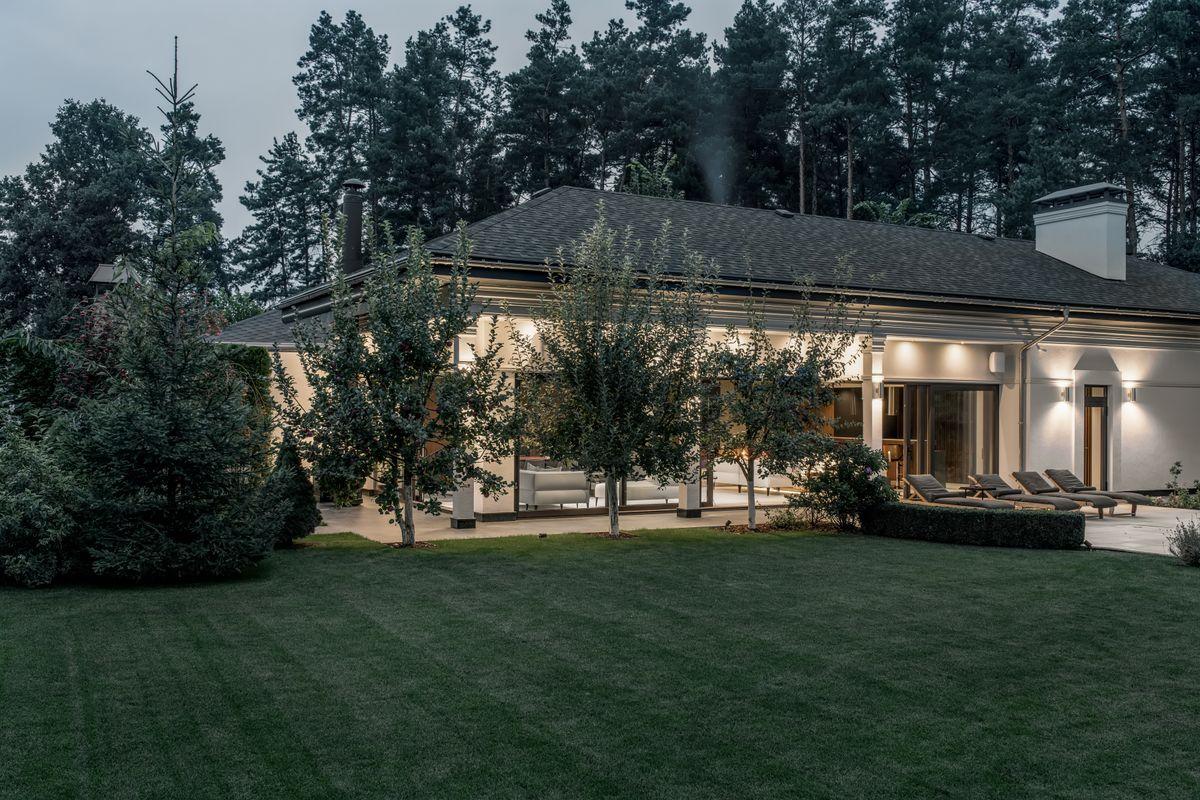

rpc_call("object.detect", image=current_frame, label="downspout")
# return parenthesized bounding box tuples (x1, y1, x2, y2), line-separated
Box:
(1018, 307, 1070, 471)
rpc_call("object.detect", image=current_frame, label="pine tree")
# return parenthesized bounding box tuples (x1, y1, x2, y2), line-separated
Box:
(502, 0, 589, 196)
(262, 434, 321, 547)
(713, 0, 793, 208)
(233, 132, 325, 303)
(51, 52, 276, 582)
(294, 10, 390, 210)
(1055, 0, 1152, 249)
(810, 0, 892, 219)
(782, 0, 828, 214)
(0, 100, 149, 336)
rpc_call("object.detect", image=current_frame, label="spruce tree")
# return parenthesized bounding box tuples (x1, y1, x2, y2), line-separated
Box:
(52, 52, 276, 582)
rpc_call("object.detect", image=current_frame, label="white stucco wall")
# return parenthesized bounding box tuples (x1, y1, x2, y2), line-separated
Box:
(1027, 344, 1200, 490)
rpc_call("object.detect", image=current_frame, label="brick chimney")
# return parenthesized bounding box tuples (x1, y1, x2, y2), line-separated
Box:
(1033, 183, 1128, 281)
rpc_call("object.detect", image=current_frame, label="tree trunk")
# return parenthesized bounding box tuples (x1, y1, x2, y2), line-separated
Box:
(1114, 27, 1136, 253)
(798, 122, 807, 214)
(846, 123, 854, 220)
(401, 476, 416, 547)
(606, 476, 620, 538)
(745, 457, 757, 531)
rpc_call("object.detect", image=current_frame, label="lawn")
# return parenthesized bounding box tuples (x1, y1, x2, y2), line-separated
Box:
(2, 529, 1199, 800)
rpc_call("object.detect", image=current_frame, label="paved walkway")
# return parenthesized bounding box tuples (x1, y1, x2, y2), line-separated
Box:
(316, 499, 751, 543)
(1084, 505, 1195, 556)
(317, 498, 1194, 557)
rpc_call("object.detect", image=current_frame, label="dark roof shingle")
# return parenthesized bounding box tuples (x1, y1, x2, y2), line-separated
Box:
(424, 186, 1200, 317)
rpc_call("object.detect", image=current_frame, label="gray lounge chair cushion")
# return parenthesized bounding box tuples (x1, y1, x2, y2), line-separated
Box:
(1045, 469, 1154, 506)
(1013, 472, 1118, 509)
(1012, 471, 1058, 494)
(907, 474, 1013, 509)
(971, 474, 1080, 510)
(906, 474, 956, 501)
(935, 496, 1014, 509)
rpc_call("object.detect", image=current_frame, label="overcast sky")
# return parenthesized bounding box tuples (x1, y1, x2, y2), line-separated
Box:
(1, 0, 743, 236)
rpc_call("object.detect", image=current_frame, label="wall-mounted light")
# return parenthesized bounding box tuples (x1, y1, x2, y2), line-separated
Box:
(872, 382, 883, 400)
(1124, 386, 1137, 402)
(1059, 386, 1073, 403)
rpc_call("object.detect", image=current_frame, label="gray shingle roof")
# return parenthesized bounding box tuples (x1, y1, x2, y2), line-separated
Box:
(214, 308, 297, 347)
(422, 186, 1200, 317)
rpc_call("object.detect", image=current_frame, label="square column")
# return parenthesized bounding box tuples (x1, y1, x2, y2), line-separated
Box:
(861, 336, 885, 451)
(451, 480, 475, 529)
(677, 460, 702, 518)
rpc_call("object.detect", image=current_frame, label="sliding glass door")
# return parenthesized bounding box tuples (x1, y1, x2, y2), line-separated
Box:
(899, 383, 999, 491)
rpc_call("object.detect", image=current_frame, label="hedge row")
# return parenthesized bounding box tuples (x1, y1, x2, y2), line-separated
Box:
(861, 502, 1086, 549)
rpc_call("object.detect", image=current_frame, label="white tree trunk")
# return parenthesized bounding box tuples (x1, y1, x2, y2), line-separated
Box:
(745, 458, 757, 530)
(401, 479, 416, 547)
(606, 476, 620, 538)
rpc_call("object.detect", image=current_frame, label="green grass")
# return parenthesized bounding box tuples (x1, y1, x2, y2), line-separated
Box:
(2, 529, 1199, 800)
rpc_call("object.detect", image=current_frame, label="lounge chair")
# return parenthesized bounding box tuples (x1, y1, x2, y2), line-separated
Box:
(969, 474, 1082, 511)
(906, 474, 1014, 509)
(1044, 469, 1154, 517)
(1011, 471, 1118, 519)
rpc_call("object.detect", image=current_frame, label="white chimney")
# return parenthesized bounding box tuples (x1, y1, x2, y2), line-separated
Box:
(1033, 183, 1128, 281)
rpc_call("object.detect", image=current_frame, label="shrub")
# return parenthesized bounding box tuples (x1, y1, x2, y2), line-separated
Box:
(788, 441, 897, 530)
(763, 505, 810, 531)
(263, 438, 322, 547)
(862, 502, 1086, 549)
(0, 423, 80, 586)
(1163, 462, 1200, 510)
(1166, 519, 1200, 566)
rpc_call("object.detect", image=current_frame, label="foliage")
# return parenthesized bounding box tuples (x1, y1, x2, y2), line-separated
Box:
(1166, 518, 1200, 566)
(618, 154, 684, 199)
(279, 224, 517, 546)
(0, 99, 149, 336)
(1162, 461, 1200, 509)
(787, 440, 897, 530)
(700, 274, 861, 529)
(861, 502, 1087, 549)
(0, 422, 80, 587)
(262, 436, 322, 547)
(762, 504, 812, 531)
(516, 210, 711, 537)
(47, 53, 277, 583)
(232, 132, 327, 304)
(852, 198, 945, 228)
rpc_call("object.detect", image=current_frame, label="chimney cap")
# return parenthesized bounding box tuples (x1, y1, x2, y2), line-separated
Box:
(1034, 182, 1125, 211)
(342, 178, 367, 193)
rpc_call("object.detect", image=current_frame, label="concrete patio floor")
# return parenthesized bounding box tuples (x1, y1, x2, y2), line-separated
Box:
(1083, 505, 1196, 556)
(315, 497, 1195, 557)
(315, 498, 753, 543)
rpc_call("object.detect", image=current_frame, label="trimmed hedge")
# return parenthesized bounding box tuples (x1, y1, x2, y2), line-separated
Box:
(862, 502, 1086, 549)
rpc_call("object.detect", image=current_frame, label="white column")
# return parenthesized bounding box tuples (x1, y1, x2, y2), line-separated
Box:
(677, 458, 702, 518)
(862, 336, 885, 450)
(451, 480, 475, 529)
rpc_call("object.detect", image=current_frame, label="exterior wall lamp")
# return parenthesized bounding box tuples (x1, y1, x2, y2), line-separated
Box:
(1124, 386, 1137, 402)
(1059, 386, 1073, 403)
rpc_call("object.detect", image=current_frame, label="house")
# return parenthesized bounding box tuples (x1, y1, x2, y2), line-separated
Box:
(219, 181, 1200, 525)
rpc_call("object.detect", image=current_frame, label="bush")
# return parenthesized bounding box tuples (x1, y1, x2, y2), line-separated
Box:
(0, 423, 80, 586)
(1166, 519, 1200, 566)
(263, 438, 322, 547)
(1163, 462, 1200, 510)
(862, 502, 1086, 549)
(763, 505, 811, 531)
(788, 441, 897, 530)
